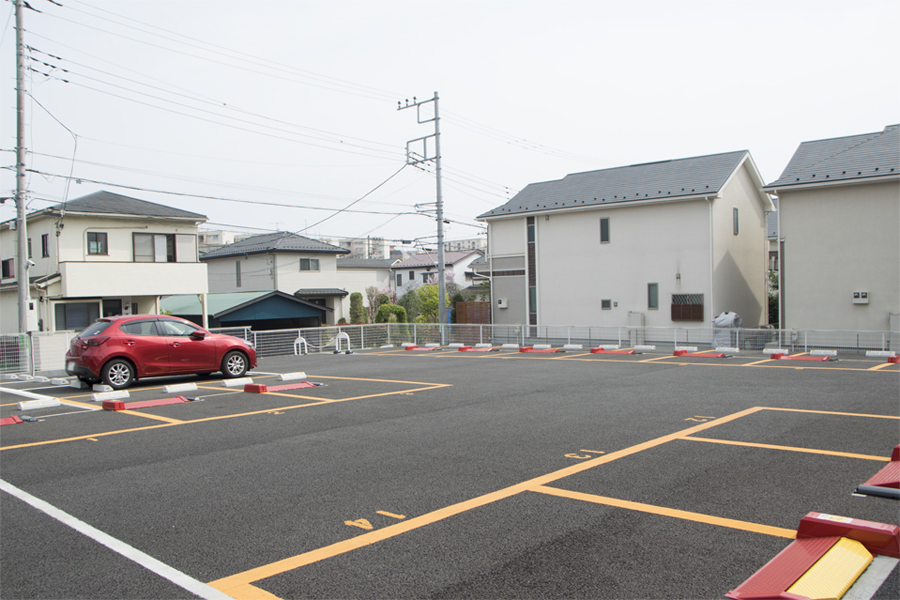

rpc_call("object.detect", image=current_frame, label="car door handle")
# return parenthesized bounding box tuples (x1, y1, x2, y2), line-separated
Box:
(170, 342, 180, 348)
(123, 340, 136, 346)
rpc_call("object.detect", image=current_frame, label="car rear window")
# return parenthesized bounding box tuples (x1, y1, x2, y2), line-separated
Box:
(76, 320, 112, 338)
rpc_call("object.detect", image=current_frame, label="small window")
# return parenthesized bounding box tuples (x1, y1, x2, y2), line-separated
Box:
(733, 207, 739, 235)
(300, 258, 320, 271)
(527, 221, 535, 243)
(600, 217, 610, 243)
(1, 258, 14, 279)
(422, 272, 430, 284)
(396, 273, 402, 287)
(409, 270, 415, 280)
(88, 232, 108, 255)
(235, 260, 241, 288)
(601, 299, 612, 310)
(27, 238, 32, 259)
(159, 319, 200, 336)
(529, 286, 537, 314)
(119, 320, 159, 336)
(41, 234, 49, 258)
(648, 283, 659, 310)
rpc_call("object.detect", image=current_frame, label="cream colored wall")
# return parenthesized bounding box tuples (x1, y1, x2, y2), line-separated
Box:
(779, 180, 899, 331)
(710, 164, 769, 326)
(207, 254, 274, 293)
(486, 219, 528, 326)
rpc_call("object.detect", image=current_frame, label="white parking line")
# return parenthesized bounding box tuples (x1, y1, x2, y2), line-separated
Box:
(0, 479, 233, 600)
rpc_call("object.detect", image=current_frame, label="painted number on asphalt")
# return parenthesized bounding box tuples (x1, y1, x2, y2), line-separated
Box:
(565, 449, 605, 459)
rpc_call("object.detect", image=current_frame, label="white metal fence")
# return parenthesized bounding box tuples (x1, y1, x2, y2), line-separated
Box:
(2, 324, 895, 377)
(210, 323, 900, 359)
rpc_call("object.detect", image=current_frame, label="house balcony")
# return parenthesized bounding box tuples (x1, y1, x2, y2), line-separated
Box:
(59, 261, 208, 297)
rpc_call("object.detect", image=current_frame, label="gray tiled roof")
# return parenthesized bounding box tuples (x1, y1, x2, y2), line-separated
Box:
(294, 288, 349, 297)
(477, 150, 750, 219)
(336, 258, 395, 269)
(42, 190, 207, 220)
(766, 124, 899, 189)
(200, 232, 350, 259)
(391, 250, 483, 269)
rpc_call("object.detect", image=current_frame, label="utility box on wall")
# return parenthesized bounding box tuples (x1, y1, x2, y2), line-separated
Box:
(852, 291, 869, 305)
(497, 298, 508, 309)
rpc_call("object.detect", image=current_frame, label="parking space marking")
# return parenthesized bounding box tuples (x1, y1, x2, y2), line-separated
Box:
(0, 478, 234, 600)
(530, 486, 796, 539)
(680, 437, 892, 461)
(208, 406, 764, 595)
(1, 378, 452, 451)
(117, 410, 184, 424)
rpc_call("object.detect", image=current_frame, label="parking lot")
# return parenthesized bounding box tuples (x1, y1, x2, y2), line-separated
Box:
(2, 347, 898, 599)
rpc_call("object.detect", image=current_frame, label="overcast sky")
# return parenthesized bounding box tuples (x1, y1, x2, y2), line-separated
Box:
(2, 0, 897, 248)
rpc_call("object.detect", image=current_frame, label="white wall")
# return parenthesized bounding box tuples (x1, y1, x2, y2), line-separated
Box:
(534, 200, 712, 327)
(779, 180, 899, 331)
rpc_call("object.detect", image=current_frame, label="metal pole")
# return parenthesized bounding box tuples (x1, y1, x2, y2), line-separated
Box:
(15, 0, 30, 333)
(433, 92, 446, 343)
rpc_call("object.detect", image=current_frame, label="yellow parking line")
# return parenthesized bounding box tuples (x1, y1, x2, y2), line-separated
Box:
(207, 406, 765, 593)
(680, 436, 891, 461)
(531, 486, 795, 539)
(761, 406, 900, 419)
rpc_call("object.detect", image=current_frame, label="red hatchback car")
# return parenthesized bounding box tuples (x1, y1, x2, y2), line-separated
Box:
(66, 315, 257, 390)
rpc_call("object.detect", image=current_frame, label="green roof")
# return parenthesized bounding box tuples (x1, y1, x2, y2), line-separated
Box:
(160, 291, 272, 316)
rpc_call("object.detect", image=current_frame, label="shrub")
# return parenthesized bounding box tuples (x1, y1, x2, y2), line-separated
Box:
(349, 292, 368, 324)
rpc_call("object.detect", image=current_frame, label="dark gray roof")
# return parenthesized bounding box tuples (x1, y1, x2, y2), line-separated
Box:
(478, 150, 751, 219)
(40, 190, 206, 220)
(294, 288, 349, 298)
(391, 250, 483, 269)
(766, 124, 899, 189)
(200, 232, 350, 260)
(336, 258, 394, 269)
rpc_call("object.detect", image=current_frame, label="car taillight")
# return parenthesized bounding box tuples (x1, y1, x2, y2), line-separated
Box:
(86, 337, 109, 346)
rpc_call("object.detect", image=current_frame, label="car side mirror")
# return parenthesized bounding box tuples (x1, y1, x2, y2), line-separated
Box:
(190, 330, 207, 340)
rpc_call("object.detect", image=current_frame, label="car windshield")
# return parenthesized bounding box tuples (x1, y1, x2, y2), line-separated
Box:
(76, 320, 112, 338)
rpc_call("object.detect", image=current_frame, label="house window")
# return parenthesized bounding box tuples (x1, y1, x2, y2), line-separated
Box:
(102, 299, 122, 317)
(1, 258, 13, 279)
(88, 232, 108, 255)
(733, 207, 739, 235)
(601, 299, 612, 310)
(527, 220, 535, 243)
(133, 233, 196, 263)
(648, 283, 658, 310)
(671, 293, 704, 321)
(41, 234, 49, 258)
(235, 260, 241, 288)
(54, 302, 100, 331)
(27, 238, 32, 259)
(396, 273, 402, 287)
(409, 270, 415, 281)
(600, 217, 610, 243)
(529, 286, 537, 315)
(300, 258, 320, 271)
(422, 272, 430, 284)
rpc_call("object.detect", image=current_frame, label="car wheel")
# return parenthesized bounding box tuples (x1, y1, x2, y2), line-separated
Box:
(102, 359, 134, 390)
(221, 351, 248, 378)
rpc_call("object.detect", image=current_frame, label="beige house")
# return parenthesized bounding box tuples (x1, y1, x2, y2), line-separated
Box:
(477, 150, 774, 328)
(763, 124, 899, 332)
(0, 191, 207, 333)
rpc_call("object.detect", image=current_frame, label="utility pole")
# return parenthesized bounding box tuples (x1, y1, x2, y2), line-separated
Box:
(398, 92, 446, 340)
(15, 0, 30, 333)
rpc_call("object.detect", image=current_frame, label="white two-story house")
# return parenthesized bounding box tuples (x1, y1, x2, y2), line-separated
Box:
(0, 190, 208, 333)
(477, 150, 774, 329)
(200, 231, 354, 325)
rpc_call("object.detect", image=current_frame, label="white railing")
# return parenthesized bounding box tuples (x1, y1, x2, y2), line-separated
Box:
(208, 324, 899, 358)
(3, 324, 894, 376)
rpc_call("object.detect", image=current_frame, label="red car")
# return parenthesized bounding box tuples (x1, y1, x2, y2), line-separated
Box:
(66, 315, 257, 390)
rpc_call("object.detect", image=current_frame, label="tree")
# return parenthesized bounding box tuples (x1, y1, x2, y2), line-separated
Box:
(398, 288, 422, 322)
(375, 304, 407, 323)
(366, 286, 396, 322)
(349, 292, 367, 324)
